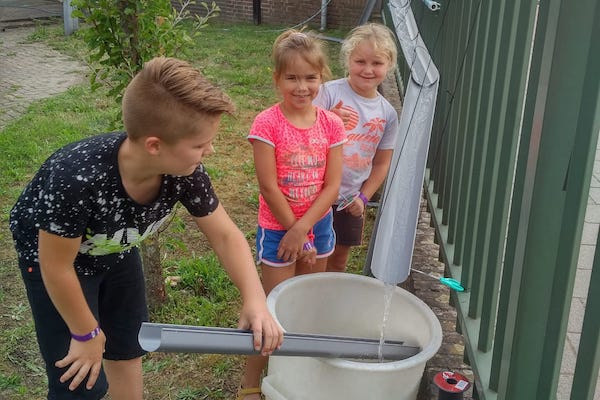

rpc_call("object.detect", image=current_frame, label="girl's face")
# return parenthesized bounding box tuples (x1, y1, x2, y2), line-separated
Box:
(276, 55, 322, 112)
(347, 40, 391, 98)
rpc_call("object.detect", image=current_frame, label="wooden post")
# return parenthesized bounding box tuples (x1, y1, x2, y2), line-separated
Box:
(253, 0, 261, 25)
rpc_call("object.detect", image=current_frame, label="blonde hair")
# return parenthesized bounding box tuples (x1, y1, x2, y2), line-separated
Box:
(272, 29, 332, 81)
(340, 23, 398, 74)
(122, 56, 235, 142)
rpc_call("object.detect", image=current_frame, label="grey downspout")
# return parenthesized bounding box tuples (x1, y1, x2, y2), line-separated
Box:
(365, 0, 440, 284)
(320, 0, 327, 31)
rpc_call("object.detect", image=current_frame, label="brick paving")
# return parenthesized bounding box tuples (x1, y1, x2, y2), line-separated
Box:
(0, 0, 61, 30)
(0, 25, 86, 130)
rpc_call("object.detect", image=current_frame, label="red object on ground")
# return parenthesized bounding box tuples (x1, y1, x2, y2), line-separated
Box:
(433, 370, 471, 399)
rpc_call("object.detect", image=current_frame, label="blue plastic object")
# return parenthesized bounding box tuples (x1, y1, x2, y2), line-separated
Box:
(411, 269, 464, 292)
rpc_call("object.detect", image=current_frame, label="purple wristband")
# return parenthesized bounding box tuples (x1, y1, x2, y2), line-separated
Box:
(358, 192, 369, 205)
(71, 326, 100, 342)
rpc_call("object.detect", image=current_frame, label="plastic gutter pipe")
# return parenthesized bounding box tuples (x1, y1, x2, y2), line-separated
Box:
(422, 0, 441, 12)
(139, 322, 421, 361)
(367, 0, 440, 285)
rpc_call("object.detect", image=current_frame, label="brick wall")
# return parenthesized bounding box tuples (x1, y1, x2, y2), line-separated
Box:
(178, 0, 381, 29)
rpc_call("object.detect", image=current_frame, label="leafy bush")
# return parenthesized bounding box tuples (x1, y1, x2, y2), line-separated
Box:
(71, 0, 220, 103)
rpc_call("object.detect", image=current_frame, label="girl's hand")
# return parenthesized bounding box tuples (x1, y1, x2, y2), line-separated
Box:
(346, 196, 366, 217)
(331, 101, 352, 127)
(299, 233, 317, 264)
(298, 242, 317, 265)
(55, 330, 106, 391)
(277, 228, 305, 261)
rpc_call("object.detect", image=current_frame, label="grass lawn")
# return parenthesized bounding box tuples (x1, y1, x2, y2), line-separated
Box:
(0, 20, 382, 399)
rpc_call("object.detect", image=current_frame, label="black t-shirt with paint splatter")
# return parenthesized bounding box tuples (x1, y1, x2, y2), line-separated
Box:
(9, 132, 219, 276)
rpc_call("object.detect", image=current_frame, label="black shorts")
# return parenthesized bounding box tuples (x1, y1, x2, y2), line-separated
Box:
(19, 248, 148, 400)
(332, 206, 365, 246)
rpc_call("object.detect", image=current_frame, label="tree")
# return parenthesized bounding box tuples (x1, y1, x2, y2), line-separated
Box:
(71, 0, 220, 104)
(71, 0, 220, 310)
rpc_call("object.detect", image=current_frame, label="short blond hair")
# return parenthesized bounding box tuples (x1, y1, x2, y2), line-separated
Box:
(272, 29, 332, 81)
(122, 56, 235, 142)
(340, 23, 398, 74)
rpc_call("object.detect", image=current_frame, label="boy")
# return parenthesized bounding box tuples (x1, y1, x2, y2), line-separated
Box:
(9, 56, 283, 400)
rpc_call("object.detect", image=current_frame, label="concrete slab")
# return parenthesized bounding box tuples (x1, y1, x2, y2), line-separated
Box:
(0, 0, 62, 29)
(0, 25, 86, 129)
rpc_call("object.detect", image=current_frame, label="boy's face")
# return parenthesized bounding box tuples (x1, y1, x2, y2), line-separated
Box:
(159, 114, 220, 176)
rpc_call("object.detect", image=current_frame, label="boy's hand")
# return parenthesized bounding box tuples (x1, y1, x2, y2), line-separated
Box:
(238, 303, 284, 356)
(55, 330, 106, 391)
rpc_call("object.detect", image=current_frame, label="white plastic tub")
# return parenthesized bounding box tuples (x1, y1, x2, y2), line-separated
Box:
(262, 272, 442, 400)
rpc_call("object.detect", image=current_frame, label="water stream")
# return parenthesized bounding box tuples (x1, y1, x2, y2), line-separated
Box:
(377, 283, 396, 362)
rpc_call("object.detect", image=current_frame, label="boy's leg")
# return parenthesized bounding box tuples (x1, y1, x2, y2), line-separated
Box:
(104, 358, 143, 399)
(98, 249, 148, 400)
(19, 261, 109, 400)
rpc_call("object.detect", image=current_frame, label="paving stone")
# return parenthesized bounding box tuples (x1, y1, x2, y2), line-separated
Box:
(578, 244, 596, 269)
(573, 268, 592, 299)
(0, 25, 87, 130)
(585, 204, 600, 223)
(567, 298, 585, 333)
(581, 222, 600, 245)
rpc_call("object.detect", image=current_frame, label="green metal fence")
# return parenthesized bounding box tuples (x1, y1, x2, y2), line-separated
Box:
(382, 0, 600, 398)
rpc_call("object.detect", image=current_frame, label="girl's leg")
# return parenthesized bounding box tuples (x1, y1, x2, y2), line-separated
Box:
(326, 244, 352, 272)
(239, 263, 296, 399)
(261, 263, 297, 294)
(297, 257, 327, 275)
(104, 358, 143, 400)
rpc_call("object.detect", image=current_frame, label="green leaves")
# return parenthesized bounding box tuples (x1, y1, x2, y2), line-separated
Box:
(71, 0, 221, 109)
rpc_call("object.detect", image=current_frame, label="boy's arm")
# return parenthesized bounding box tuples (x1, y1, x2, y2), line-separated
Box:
(37, 230, 105, 391)
(192, 204, 283, 354)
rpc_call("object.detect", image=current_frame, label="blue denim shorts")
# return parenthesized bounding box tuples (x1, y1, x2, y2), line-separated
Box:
(256, 211, 335, 267)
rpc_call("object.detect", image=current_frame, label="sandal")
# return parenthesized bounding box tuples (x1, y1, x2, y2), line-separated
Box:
(237, 386, 262, 400)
